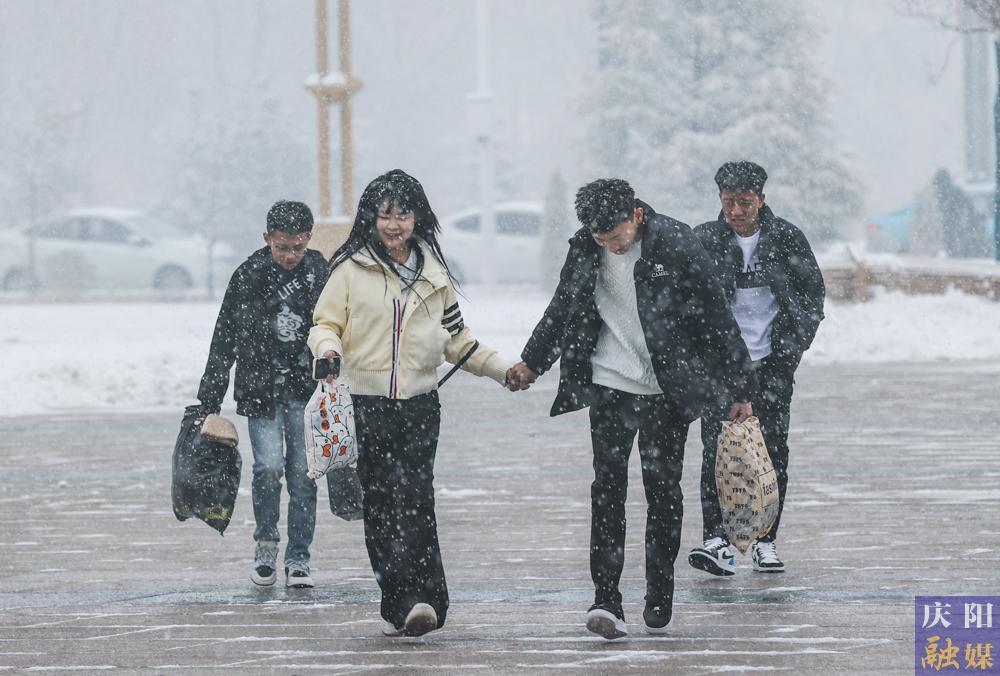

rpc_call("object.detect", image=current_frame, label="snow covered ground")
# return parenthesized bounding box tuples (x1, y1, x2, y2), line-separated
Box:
(2, 285, 999, 417)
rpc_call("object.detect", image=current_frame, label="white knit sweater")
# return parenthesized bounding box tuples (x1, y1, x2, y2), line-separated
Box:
(591, 245, 663, 395)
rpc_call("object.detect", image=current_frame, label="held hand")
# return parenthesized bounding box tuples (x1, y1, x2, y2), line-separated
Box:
(322, 350, 340, 383)
(506, 362, 537, 392)
(728, 402, 753, 423)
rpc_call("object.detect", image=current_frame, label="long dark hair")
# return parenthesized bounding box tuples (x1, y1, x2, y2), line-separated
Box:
(330, 169, 453, 283)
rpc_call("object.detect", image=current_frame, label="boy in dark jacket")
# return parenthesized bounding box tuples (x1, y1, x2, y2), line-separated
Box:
(508, 179, 756, 639)
(197, 200, 329, 588)
(688, 161, 825, 576)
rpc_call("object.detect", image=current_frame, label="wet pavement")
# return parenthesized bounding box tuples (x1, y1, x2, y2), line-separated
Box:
(1, 360, 998, 673)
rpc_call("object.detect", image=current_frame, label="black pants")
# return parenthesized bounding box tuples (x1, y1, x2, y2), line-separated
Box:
(589, 386, 688, 617)
(353, 391, 448, 629)
(699, 352, 799, 543)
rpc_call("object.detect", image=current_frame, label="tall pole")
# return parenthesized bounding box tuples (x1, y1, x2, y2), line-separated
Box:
(339, 0, 355, 218)
(994, 39, 1000, 261)
(468, 0, 496, 284)
(315, 0, 332, 221)
(307, 0, 362, 258)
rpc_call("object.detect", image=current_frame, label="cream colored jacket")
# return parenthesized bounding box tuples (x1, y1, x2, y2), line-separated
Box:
(308, 239, 510, 398)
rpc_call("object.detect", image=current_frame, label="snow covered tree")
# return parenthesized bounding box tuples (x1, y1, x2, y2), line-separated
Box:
(585, 0, 863, 241)
(156, 87, 314, 257)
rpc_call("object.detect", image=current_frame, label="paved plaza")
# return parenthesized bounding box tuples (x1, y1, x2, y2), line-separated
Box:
(1, 360, 998, 673)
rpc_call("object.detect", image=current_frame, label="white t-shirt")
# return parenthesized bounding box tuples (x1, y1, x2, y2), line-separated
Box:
(732, 230, 780, 361)
(591, 244, 663, 395)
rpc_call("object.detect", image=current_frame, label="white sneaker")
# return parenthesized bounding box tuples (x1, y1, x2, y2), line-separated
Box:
(688, 536, 736, 576)
(380, 619, 404, 637)
(402, 603, 438, 637)
(285, 561, 314, 588)
(250, 541, 278, 586)
(585, 607, 627, 640)
(751, 540, 785, 573)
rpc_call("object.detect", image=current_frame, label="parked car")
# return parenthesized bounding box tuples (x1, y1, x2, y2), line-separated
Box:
(1, 208, 234, 293)
(440, 201, 574, 284)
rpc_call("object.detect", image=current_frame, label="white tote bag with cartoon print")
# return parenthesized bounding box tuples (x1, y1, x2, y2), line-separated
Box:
(304, 381, 358, 479)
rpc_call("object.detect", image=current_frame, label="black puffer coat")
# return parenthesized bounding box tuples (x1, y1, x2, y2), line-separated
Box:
(692, 206, 825, 358)
(521, 201, 756, 423)
(197, 247, 329, 419)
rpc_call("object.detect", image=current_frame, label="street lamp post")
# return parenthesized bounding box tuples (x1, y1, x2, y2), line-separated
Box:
(467, 0, 497, 285)
(306, 0, 362, 259)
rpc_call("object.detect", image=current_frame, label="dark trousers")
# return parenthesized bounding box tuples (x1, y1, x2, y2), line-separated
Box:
(589, 386, 688, 616)
(699, 352, 799, 543)
(353, 391, 448, 629)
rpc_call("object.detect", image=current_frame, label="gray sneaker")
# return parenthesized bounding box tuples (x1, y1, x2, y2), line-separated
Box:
(285, 561, 314, 588)
(250, 541, 278, 586)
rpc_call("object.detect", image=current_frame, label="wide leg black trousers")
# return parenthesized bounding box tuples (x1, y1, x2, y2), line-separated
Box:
(353, 391, 448, 629)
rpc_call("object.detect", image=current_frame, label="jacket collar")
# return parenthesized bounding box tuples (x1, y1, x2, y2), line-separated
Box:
(248, 246, 316, 276)
(637, 200, 659, 262)
(714, 205, 778, 263)
(350, 238, 451, 290)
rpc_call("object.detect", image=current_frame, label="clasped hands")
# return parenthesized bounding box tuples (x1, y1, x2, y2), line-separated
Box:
(504, 361, 537, 392)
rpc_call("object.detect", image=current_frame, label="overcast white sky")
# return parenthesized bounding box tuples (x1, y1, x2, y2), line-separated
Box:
(0, 0, 967, 226)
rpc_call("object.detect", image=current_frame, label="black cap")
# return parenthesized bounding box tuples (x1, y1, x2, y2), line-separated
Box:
(714, 161, 767, 193)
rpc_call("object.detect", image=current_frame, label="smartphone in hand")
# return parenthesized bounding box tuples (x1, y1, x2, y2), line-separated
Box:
(312, 356, 341, 380)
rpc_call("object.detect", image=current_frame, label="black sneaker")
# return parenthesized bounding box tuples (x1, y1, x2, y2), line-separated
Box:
(688, 536, 736, 576)
(643, 603, 672, 635)
(585, 604, 627, 640)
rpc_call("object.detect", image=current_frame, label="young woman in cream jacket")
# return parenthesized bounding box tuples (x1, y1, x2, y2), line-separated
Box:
(308, 169, 515, 637)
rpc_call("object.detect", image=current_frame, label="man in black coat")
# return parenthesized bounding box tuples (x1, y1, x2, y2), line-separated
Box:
(688, 161, 825, 577)
(508, 179, 756, 640)
(197, 200, 329, 589)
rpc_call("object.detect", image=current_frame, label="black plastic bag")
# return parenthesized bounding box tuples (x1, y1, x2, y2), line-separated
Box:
(171, 405, 242, 535)
(327, 466, 364, 521)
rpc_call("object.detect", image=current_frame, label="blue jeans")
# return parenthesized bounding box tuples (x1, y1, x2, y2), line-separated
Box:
(247, 400, 316, 565)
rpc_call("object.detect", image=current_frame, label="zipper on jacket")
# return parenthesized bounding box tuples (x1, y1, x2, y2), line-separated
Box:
(389, 298, 404, 398)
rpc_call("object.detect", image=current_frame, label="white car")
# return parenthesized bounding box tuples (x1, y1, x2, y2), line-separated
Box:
(1, 208, 233, 293)
(440, 201, 575, 284)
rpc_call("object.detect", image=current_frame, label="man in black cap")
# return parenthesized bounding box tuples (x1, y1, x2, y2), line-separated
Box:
(508, 178, 756, 640)
(688, 161, 825, 576)
(197, 200, 329, 589)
